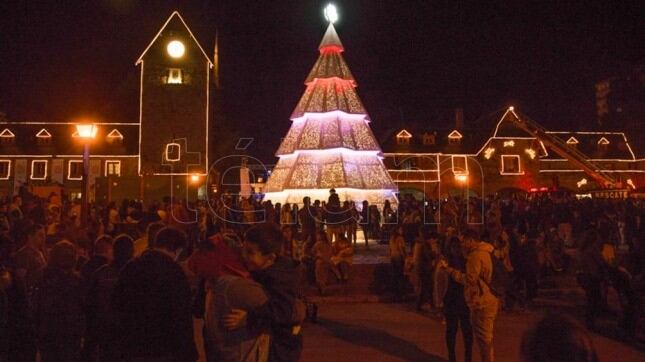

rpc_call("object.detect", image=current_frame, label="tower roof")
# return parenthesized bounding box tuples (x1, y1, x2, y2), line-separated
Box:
(136, 11, 213, 66)
(318, 23, 344, 51)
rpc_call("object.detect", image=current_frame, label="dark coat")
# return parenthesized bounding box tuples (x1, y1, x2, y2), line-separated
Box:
(248, 256, 303, 362)
(85, 262, 125, 344)
(2, 269, 36, 357)
(80, 255, 109, 283)
(32, 267, 85, 351)
(443, 255, 469, 317)
(112, 249, 197, 361)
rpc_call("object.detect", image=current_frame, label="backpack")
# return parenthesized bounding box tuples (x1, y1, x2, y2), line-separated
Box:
(481, 252, 511, 298)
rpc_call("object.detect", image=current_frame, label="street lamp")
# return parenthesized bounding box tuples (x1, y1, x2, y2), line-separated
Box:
(455, 174, 468, 200)
(75, 124, 98, 228)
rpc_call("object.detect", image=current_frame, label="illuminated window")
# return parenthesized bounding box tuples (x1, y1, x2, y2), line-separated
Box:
(501, 155, 523, 175)
(451, 155, 468, 175)
(105, 160, 121, 176)
(0, 160, 10, 180)
(396, 129, 412, 145)
(166, 68, 183, 84)
(30, 160, 48, 180)
(67, 160, 83, 180)
(165, 143, 181, 161)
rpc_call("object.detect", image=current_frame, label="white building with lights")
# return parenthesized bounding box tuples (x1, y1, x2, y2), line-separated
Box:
(0, 12, 214, 201)
(382, 108, 645, 199)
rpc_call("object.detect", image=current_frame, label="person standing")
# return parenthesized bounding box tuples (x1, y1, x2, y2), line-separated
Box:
(11, 223, 47, 297)
(86, 234, 134, 361)
(414, 229, 439, 311)
(437, 237, 473, 362)
(441, 229, 498, 362)
(331, 235, 353, 282)
(32, 241, 85, 362)
(298, 197, 317, 251)
(112, 227, 197, 361)
(81, 235, 113, 362)
(389, 226, 407, 301)
(224, 224, 304, 362)
(312, 231, 333, 295)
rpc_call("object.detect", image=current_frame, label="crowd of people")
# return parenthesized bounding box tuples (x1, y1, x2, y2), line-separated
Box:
(0, 185, 642, 361)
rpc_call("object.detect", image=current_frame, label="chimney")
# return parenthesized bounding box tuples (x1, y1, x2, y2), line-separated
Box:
(455, 108, 464, 130)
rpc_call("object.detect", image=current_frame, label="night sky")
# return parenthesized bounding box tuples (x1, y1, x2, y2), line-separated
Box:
(0, 0, 642, 155)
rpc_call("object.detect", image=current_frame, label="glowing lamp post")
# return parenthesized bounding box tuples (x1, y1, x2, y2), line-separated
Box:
(75, 124, 98, 228)
(455, 174, 468, 200)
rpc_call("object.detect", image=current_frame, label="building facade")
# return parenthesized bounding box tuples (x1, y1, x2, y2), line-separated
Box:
(0, 12, 213, 202)
(382, 107, 645, 199)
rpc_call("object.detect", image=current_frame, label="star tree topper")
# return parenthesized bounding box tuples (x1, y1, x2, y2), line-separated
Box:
(324, 4, 339, 24)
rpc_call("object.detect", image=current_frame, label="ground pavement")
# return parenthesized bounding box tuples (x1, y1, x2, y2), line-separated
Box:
(300, 303, 645, 362)
(193, 244, 644, 361)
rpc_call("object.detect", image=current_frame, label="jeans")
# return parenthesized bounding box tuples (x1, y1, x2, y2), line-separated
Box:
(445, 311, 473, 362)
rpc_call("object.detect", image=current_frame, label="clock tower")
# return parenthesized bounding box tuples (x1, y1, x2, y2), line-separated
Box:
(136, 11, 212, 177)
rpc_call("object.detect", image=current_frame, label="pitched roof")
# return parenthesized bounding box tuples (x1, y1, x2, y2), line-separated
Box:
(542, 131, 636, 160)
(136, 11, 213, 66)
(380, 107, 640, 161)
(0, 122, 139, 156)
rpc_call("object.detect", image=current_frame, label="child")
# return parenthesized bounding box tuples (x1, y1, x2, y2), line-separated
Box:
(224, 224, 303, 362)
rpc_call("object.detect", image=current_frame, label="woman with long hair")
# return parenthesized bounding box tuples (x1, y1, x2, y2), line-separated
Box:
(441, 236, 473, 362)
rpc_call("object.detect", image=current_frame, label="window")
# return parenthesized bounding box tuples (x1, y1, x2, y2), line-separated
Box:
(105, 160, 121, 176)
(422, 132, 435, 145)
(67, 160, 83, 180)
(30, 160, 48, 180)
(165, 143, 181, 161)
(597, 137, 609, 151)
(501, 155, 523, 175)
(0, 160, 10, 179)
(451, 155, 468, 175)
(448, 130, 462, 145)
(566, 136, 579, 146)
(106, 129, 124, 144)
(400, 158, 416, 170)
(0, 129, 15, 145)
(36, 128, 52, 145)
(396, 130, 412, 145)
(166, 68, 183, 84)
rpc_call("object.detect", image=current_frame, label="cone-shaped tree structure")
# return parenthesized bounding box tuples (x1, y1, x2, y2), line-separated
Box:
(264, 23, 398, 207)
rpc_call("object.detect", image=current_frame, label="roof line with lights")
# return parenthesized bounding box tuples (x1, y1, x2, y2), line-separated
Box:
(135, 11, 213, 66)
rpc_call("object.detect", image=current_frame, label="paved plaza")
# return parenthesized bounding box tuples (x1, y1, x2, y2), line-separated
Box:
(300, 303, 645, 362)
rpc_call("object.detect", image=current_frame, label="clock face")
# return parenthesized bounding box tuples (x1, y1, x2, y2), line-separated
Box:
(167, 40, 185, 58)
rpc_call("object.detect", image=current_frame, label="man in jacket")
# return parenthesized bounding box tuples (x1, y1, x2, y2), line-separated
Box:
(112, 227, 197, 361)
(442, 229, 498, 362)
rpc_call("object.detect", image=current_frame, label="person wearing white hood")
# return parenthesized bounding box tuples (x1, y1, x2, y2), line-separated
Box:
(440, 229, 499, 362)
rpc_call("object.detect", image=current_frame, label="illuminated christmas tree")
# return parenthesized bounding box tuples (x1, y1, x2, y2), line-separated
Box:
(264, 5, 398, 207)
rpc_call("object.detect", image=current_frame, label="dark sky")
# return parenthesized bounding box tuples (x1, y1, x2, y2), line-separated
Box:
(0, 0, 643, 154)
